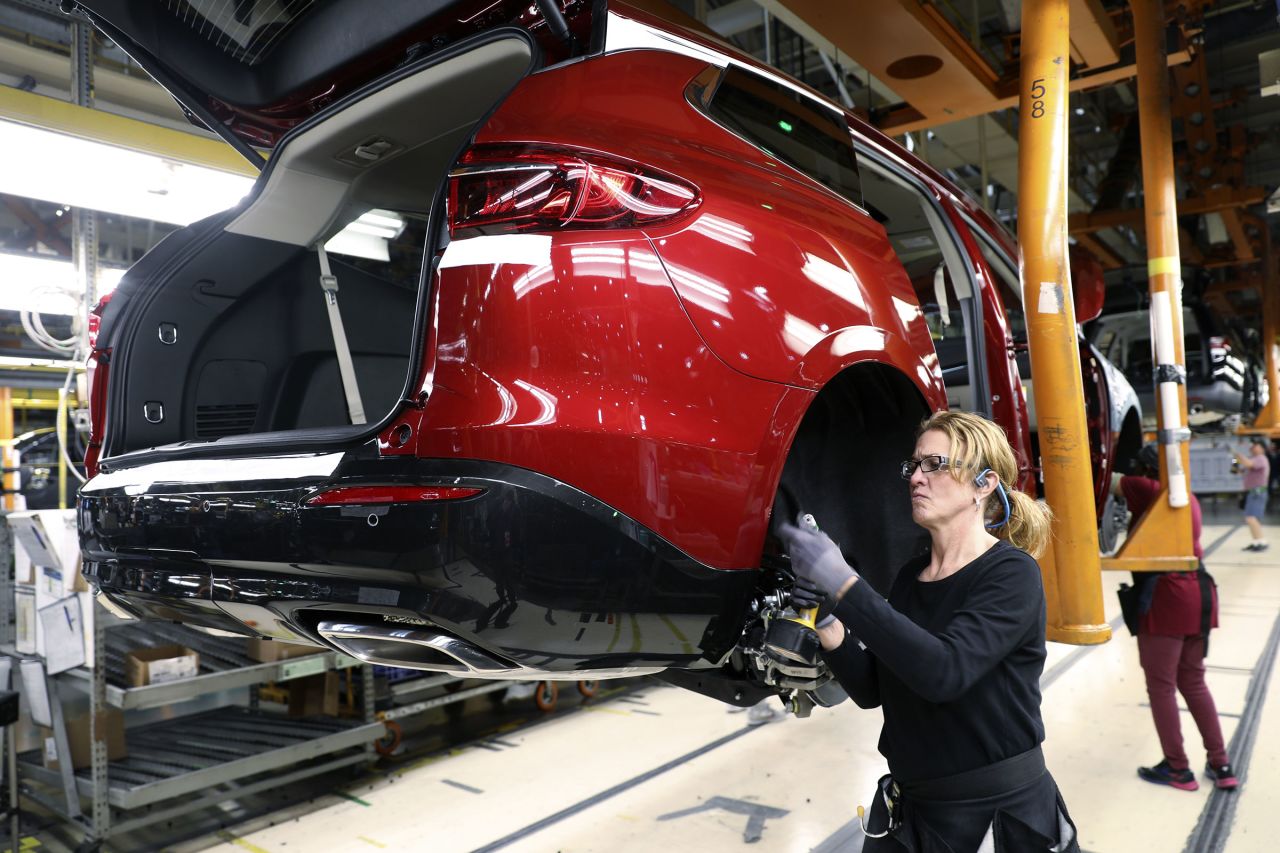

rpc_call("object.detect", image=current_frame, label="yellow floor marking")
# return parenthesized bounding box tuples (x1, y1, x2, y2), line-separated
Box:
(607, 613, 622, 653)
(216, 830, 272, 853)
(356, 836, 387, 848)
(629, 613, 643, 653)
(580, 705, 631, 717)
(658, 614, 694, 655)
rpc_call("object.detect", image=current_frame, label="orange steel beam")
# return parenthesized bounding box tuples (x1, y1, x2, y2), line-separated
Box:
(1019, 0, 1109, 645)
(1219, 208, 1255, 263)
(880, 46, 1193, 133)
(773, 0, 1000, 126)
(1101, 0, 1197, 575)
(1067, 187, 1268, 233)
(1069, 0, 1122, 68)
(1074, 232, 1126, 269)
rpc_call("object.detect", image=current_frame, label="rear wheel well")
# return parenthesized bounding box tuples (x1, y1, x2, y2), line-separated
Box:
(772, 363, 932, 594)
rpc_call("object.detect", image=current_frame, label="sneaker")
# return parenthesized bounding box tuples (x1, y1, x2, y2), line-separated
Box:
(1257, 542, 1271, 551)
(1138, 759, 1199, 791)
(1205, 763, 1240, 790)
(1243, 542, 1260, 552)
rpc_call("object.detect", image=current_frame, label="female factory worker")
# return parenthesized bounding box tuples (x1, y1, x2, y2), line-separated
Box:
(779, 410, 1077, 852)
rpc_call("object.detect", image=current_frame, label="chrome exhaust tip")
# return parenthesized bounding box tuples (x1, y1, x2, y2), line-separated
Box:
(316, 619, 515, 674)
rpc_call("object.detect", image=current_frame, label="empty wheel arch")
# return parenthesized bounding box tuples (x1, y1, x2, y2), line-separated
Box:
(770, 363, 933, 595)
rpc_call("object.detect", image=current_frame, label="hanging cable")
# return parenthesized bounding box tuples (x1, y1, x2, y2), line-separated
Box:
(57, 360, 87, 487)
(20, 284, 82, 355)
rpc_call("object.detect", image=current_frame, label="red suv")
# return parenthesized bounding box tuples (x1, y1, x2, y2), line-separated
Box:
(77, 0, 1140, 708)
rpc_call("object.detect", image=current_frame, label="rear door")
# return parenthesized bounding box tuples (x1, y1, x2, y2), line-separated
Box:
(73, 1, 602, 161)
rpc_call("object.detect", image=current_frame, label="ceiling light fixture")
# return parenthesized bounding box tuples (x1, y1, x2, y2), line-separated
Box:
(0, 253, 127, 315)
(0, 119, 254, 225)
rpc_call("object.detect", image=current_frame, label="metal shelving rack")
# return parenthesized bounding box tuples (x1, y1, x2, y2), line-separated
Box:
(12, 608, 380, 849)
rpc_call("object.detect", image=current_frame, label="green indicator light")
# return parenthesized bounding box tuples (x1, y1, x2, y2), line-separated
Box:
(778, 120, 793, 133)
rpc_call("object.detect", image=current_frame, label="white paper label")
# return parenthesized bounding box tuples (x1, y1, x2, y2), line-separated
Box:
(147, 654, 199, 684)
(1037, 281, 1062, 314)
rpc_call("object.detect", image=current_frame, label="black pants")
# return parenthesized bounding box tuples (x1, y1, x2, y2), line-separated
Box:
(863, 770, 1078, 853)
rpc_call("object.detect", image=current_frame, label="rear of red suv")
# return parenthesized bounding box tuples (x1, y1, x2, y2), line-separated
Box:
(76, 1, 1132, 707)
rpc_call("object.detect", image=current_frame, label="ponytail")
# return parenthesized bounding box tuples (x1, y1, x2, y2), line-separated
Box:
(996, 488, 1053, 559)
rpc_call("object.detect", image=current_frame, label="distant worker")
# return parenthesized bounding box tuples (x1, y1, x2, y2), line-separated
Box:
(1113, 443, 1237, 792)
(780, 411, 1078, 852)
(1232, 440, 1271, 551)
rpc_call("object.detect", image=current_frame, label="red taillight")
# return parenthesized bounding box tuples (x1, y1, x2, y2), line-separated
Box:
(304, 486, 484, 506)
(448, 145, 699, 238)
(84, 351, 109, 478)
(87, 292, 114, 351)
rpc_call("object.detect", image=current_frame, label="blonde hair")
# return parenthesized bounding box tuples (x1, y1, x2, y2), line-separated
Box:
(917, 411, 1053, 558)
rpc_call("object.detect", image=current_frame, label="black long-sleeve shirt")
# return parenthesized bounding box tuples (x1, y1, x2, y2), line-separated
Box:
(824, 540, 1047, 785)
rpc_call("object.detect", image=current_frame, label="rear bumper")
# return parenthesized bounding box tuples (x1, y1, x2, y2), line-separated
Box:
(80, 454, 757, 673)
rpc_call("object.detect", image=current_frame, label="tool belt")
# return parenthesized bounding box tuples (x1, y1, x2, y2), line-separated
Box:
(900, 746, 1046, 802)
(863, 746, 1046, 834)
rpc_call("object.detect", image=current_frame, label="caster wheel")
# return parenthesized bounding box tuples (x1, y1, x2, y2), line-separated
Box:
(577, 680, 599, 699)
(534, 680, 559, 712)
(375, 720, 403, 756)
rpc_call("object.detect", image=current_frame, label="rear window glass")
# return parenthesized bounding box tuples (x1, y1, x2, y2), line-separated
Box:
(705, 66, 861, 206)
(162, 0, 318, 65)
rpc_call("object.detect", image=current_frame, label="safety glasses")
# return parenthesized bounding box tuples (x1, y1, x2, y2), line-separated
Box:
(899, 454, 958, 480)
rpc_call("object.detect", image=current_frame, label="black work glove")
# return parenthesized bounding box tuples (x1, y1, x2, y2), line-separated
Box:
(777, 513, 859, 599)
(790, 576, 837, 627)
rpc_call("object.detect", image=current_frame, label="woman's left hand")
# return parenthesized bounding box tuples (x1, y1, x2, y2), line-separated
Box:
(777, 515, 859, 600)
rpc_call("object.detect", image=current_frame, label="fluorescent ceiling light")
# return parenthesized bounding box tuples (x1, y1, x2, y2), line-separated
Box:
(324, 230, 389, 262)
(0, 355, 80, 370)
(0, 119, 254, 225)
(0, 118, 410, 266)
(0, 253, 126, 315)
(324, 209, 405, 261)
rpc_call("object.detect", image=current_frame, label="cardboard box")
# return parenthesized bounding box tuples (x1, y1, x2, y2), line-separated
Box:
(14, 586, 36, 654)
(9, 509, 80, 580)
(42, 708, 127, 771)
(246, 638, 323, 663)
(14, 541, 33, 584)
(127, 645, 200, 687)
(287, 671, 340, 717)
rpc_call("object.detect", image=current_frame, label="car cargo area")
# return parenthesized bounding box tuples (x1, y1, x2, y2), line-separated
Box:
(103, 225, 425, 454)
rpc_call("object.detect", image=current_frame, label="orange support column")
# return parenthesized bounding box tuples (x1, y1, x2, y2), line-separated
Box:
(1246, 229, 1280, 436)
(1018, 0, 1109, 644)
(1100, 0, 1197, 573)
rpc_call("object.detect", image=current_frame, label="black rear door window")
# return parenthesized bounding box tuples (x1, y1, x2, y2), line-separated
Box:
(706, 66, 861, 206)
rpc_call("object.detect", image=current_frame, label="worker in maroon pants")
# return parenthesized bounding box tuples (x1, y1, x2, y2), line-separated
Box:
(1114, 443, 1238, 792)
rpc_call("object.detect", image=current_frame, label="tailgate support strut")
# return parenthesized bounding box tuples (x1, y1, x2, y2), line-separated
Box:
(316, 246, 367, 425)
